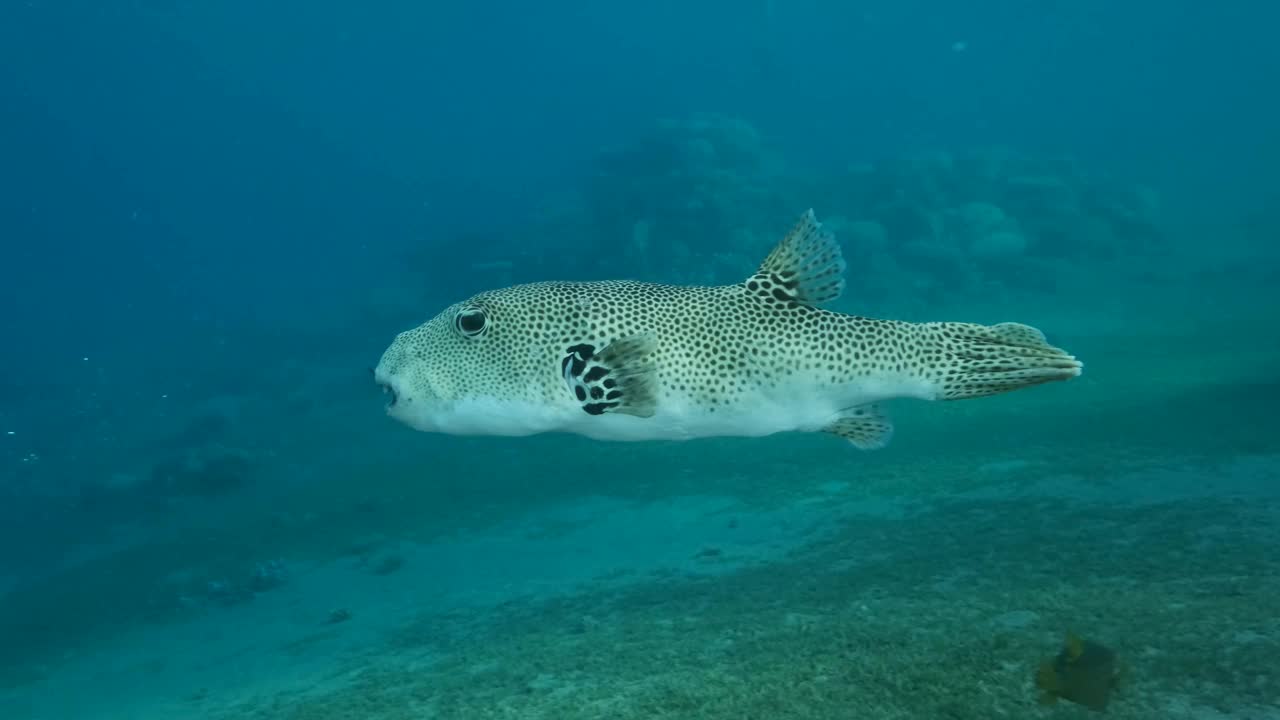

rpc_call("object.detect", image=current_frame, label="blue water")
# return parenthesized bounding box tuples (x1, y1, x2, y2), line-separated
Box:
(2, 2, 1278, 718)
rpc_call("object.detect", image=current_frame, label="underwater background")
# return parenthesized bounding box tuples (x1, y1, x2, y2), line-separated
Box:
(2, 1, 1278, 718)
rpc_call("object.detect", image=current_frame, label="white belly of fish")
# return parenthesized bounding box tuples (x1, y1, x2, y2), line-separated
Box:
(565, 400, 817, 441)
(398, 391, 825, 440)
(394, 396, 573, 437)
(397, 374, 935, 441)
(574, 372, 937, 442)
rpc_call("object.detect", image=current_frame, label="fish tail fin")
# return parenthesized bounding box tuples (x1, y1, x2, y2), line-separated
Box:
(924, 321, 1083, 400)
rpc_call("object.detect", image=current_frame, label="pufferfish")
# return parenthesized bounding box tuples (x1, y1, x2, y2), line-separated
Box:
(373, 210, 1082, 448)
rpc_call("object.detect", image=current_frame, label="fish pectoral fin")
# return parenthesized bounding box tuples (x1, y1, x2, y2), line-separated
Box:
(745, 209, 847, 306)
(561, 333, 658, 418)
(822, 404, 894, 450)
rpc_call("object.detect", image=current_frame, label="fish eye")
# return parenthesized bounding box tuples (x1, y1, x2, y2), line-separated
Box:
(455, 308, 488, 337)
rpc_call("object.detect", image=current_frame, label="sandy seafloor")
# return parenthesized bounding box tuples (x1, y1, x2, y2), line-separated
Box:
(2, 284, 1278, 720)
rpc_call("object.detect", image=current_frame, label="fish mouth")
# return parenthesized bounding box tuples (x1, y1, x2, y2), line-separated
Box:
(379, 382, 398, 408)
(369, 366, 398, 408)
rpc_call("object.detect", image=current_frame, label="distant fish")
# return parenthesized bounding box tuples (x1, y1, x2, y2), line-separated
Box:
(373, 210, 1082, 446)
(1035, 632, 1125, 711)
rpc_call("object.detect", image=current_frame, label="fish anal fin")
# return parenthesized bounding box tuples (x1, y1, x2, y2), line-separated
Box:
(561, 334, 658, 418)
(747, 209, 847, 307)
(822, 404, 893, 450)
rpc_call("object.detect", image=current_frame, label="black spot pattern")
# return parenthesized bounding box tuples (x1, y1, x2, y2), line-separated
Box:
(560, 343, 626, 415)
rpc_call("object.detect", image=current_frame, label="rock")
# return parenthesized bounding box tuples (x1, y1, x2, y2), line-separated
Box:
(956, 201, 1007, 235)
(991, 609, 1040, 630)
(970, 230, 1028, 259)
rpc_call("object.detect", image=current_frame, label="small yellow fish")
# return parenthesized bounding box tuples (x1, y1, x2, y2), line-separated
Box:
(1035, 632, 1124, 711)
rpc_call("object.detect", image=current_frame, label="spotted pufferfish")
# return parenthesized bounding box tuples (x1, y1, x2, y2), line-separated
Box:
(373, 210, 1082, 448)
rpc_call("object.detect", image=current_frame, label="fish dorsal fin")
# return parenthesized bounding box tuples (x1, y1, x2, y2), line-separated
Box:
(746, 209, 846, 306)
